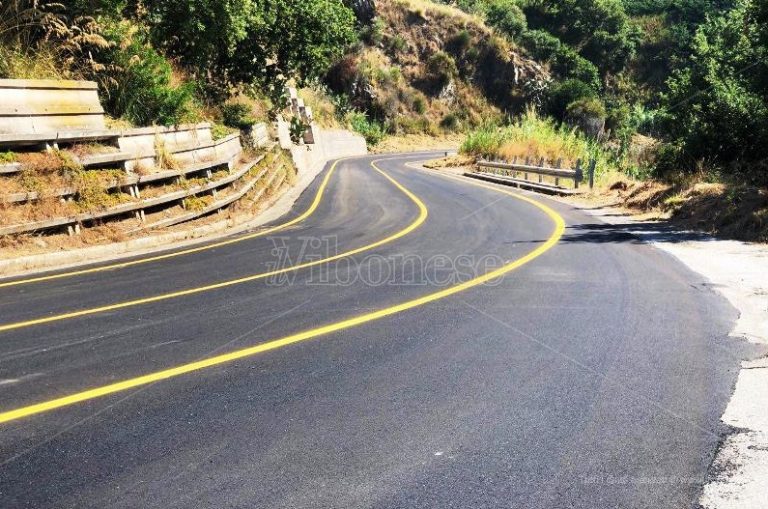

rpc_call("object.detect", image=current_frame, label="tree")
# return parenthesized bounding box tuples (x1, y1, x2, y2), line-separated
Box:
(662, 0, 768, 181)
(125, 0, 356, 101)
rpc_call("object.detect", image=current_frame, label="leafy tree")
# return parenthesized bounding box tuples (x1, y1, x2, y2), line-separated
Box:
(661, 0, 768, 181)
(519, 0, 639, 76)
(485, 0, 527, 39)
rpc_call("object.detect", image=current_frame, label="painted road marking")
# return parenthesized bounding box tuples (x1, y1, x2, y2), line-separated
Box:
(0, 159, 565, 424)
(0, 162, 428, 333)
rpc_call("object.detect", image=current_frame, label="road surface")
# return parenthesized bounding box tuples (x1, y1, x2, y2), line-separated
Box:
(0, 153, 757, 508)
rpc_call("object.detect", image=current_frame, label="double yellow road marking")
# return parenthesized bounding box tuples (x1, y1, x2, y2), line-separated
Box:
(0, 160, 565, 424)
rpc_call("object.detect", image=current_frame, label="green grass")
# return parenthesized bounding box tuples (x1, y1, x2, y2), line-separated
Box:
(461, 110, 613, 177)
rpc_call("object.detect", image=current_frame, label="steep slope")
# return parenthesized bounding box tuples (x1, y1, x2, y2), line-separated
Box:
(327, 0, 549, 136)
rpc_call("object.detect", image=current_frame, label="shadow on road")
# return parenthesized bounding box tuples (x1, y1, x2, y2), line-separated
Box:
(516, 221, 713, 245)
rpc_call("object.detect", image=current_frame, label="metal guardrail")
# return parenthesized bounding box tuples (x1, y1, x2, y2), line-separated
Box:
(476, 157, 596, 194)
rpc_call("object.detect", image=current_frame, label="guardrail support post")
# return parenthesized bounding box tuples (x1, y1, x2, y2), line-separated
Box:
(588, 159, 596, 189)
(574, 159, 583, 189)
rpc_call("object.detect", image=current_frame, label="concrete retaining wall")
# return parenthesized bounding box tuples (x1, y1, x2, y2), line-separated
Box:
(289, 128, 367, 173)
(0, 79, 105, 134)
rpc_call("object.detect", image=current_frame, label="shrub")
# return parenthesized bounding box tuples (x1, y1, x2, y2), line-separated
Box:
(412, 96, 427, 114)
(566, 97, 607, 137)
(388, 34, 408, 53)
(448, 30, 472, 54)
(348, 111, 386, 146)
(485, 0, 527, 40)
(96, 20, 197, 126)
(440, 113, 461, 131)
(361, 18, 386, 45)
(426, 51, 458, 89)
(551, 48, 601, 90)
(221, 103, 256, 130)
(546, 79, 598, 120)
(289, 117, 308, 144)
(520, 30, 562, 61)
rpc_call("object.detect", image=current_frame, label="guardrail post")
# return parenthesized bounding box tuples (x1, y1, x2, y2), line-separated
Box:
(574, 159, 583, 189)
(588, 159, 596, 189)
(538, 157, 544, 183)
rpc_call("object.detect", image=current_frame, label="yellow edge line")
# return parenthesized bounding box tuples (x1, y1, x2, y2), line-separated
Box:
(0, 160, 565, 425)
(0, 156, 347, 289)
(0, 161, 429, 333)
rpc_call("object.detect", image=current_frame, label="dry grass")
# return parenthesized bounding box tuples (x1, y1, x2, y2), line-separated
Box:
(571, 174, 768, 242)
(155, 142, 181, 170)
(298, 87, 340, 128)
(423, 154, 475, 169)
(372, 133, 463, 153)
(67, 143, 120, 158)
(0, 146, 299, 259)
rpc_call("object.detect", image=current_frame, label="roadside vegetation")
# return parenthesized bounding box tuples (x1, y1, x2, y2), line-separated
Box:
(0, 0, 765, 239)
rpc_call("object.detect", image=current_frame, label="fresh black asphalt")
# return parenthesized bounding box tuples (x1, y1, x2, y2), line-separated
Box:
(0, 152, 761, 508)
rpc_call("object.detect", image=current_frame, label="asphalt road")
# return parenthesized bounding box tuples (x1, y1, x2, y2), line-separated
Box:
(0, 152, 759, 508)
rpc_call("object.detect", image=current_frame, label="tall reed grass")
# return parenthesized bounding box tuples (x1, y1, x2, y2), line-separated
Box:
(461, 110, 612, 176)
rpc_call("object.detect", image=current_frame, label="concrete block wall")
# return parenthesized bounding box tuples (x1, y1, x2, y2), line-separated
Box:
(0, 79, 105, 134)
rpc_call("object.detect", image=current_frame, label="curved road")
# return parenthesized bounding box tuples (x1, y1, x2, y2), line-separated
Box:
(0, 153, 756, 508)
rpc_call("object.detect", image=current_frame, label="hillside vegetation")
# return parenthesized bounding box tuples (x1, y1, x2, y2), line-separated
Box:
(0, 0, 765, 238)
(436, 0, 767, 185)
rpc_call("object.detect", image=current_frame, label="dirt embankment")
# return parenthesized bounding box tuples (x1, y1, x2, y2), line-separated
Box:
(426, 155, 768, 243)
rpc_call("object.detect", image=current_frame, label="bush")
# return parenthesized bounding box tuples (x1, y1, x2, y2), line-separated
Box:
(96, 20, 197, 126)
(412, 96, 427, 114)
(348, 111, 386, 146)
(546, 79, 598, 120)
(485, 0, 527, 39)
(361, 18, 386, 45)
(221, 103, 256, 130)
(388, 34, 408, 53)
(440, 113, 461, 131)
(426, 51, 459, 89)
(520, 30, 562, 61)
(551, 47, 601, 90)
(448, 30, 472, 54)
(566, 97, 607, 137)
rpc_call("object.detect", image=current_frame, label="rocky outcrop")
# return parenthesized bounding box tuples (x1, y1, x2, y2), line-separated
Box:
(344, 0, 377, 22)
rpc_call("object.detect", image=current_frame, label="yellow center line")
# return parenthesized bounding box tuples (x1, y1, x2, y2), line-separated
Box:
(0, 156, 349, 289)
(0, 160, 565, 425)
(0, 161, 429, 333)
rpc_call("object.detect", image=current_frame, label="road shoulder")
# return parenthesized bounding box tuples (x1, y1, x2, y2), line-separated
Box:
(414, 160, 768, 509)
(579, 205, 768, 509)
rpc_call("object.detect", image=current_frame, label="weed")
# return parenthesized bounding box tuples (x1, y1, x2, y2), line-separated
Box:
(0, 151, 16, 164)
(211, 123, 237, 141)
(155, 141, 180, 170)
(412, 96, 427, 114)
(221, 103, 256, 130)
(183, 195, 209, 212)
